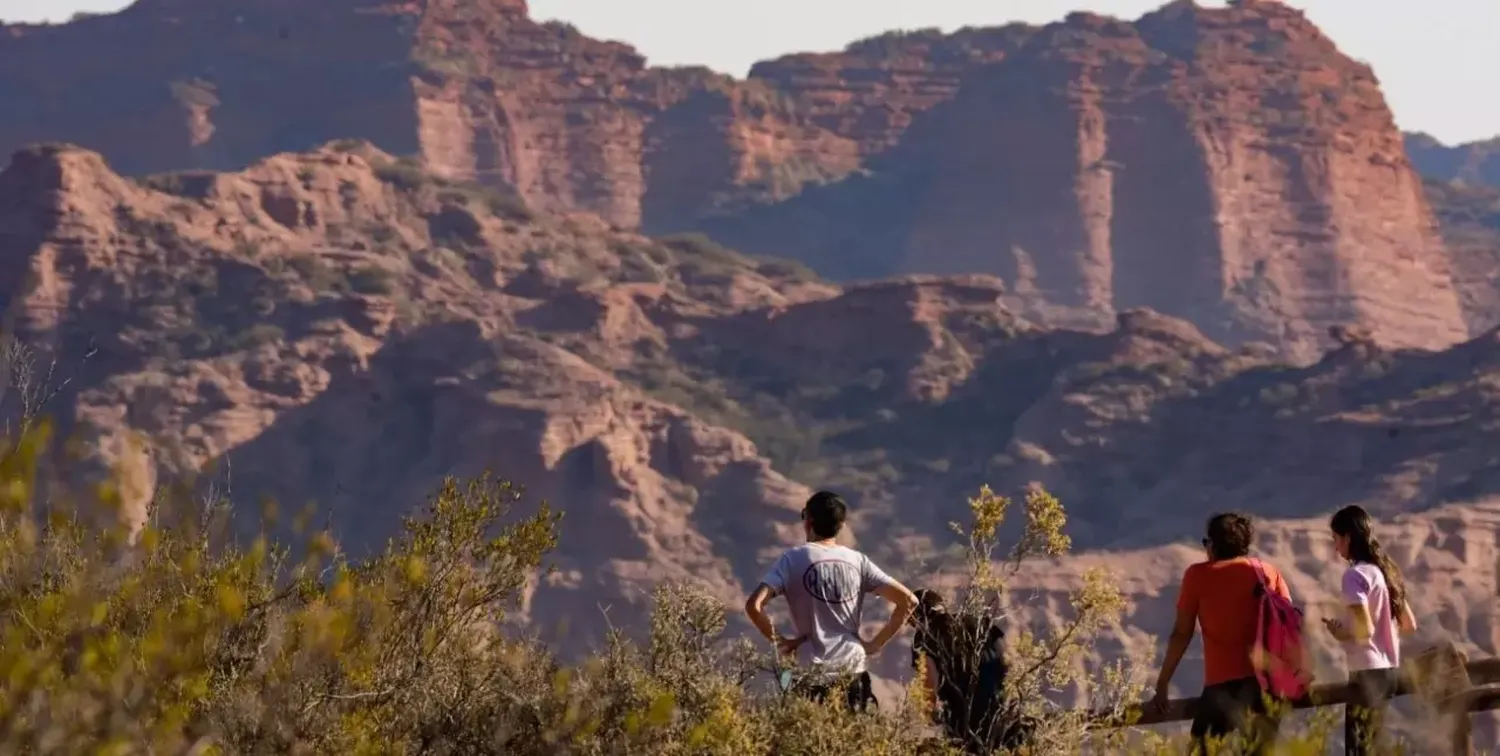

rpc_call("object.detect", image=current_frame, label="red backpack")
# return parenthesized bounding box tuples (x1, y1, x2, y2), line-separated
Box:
(1250, 559, 1312, 701)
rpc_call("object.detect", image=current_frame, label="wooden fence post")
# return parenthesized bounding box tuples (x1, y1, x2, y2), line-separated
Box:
(1413, 643, 1475, 756)
(1451, 648, 1474, 756)
(1450, 704, 1473, 756)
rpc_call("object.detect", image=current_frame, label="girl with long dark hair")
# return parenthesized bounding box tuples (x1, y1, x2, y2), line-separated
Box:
(907, 589, 1028, 754)
(1323, 505, 1417, 755)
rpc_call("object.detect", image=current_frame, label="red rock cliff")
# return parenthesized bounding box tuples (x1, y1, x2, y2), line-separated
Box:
(0, 0, 1480, 357)
(704, 1, 1469, 359)
(0, 0, 1043, 235)
(0, 0, 728, 228)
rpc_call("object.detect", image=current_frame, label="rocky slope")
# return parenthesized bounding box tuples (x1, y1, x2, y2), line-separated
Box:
(3, 1, 1487, 363)
(3, 146, 1500, 748)
(0, 139, 839, 636)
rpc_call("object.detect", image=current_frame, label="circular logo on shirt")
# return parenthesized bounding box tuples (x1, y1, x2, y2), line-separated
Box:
(802, 560, 861, 604)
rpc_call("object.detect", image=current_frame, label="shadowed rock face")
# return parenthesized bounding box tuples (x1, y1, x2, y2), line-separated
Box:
(1425, 179, 1500, 334)
(3, 1, 1487, 362)
(4, 147, 1500, 729)
(1407, 132, 1500, 189)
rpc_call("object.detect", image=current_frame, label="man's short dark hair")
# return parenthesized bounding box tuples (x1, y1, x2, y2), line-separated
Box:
(803, 491, 848, 540)
(1205, 512, 1254, 560)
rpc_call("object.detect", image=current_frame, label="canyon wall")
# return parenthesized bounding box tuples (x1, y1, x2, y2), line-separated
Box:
(701, 2, 1472, 359)
(0, 0, 1483, 358)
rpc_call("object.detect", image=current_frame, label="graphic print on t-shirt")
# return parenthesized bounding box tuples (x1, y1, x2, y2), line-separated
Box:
(802, 559, 861, 604)
(758, 543, 897, 672)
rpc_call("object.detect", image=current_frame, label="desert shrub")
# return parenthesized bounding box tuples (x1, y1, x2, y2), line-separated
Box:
(476, 187, 532, 222)
(374, 157, 429, 193)
(137, 171, 217, 200)
(435, 184, 532, 224)
(0, 425, 1109, 753)
(844, 27, 946, 57)
(224, 323, 287, 352)
(0, 447, 1353, 753)
(1257, 382, 1301, 407)
(753, 258, 820, 283)
(0, 459, 565, 754)
(283, 255, 350, 295)
(659, 233, 746, 277)
(348, 266, 398, 296)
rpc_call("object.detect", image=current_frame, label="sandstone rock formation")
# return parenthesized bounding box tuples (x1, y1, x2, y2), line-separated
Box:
(1, 0, 1487, 361)
(4, 143, 1500, 745)
(702, 1, 1471, 361)
(0, 140, 830, 640)
(0, 0, 858, 235)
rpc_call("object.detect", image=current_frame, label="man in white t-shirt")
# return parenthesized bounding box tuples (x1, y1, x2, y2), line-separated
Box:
(743, 490, 918, 710)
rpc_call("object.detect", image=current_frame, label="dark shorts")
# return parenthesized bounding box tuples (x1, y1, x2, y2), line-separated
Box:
(1190, 676, 1282, 755)
(802, 670, 877, 712)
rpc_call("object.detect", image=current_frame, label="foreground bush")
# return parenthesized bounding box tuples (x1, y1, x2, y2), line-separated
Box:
(0, 422, 1348, 754)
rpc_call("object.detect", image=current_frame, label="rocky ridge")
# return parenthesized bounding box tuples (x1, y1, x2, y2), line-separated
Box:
(1408, 132, 1500, 188)
(745, 25, 1035, 156)
(4, 0, 1488, 361)
(0, 0, 981, 233)
(3, 146, 1500, 747)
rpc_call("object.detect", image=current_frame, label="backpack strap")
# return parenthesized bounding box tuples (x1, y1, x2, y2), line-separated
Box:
(1249, 557, 1273, 594)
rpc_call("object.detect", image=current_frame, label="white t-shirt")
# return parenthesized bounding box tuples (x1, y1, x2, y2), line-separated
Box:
(758, 542, 897, 674)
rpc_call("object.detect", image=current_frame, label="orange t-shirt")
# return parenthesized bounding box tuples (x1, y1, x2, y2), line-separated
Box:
(1176, 557, 1291, 687)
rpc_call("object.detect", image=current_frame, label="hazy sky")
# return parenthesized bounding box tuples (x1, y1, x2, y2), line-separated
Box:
(2, 0, 1494, 144)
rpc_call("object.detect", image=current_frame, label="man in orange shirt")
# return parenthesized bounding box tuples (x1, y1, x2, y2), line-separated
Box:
(1152, 512, 1290, 754)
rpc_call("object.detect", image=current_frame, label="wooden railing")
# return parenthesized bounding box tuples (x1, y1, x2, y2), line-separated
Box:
(1103, 643, 1500, 754)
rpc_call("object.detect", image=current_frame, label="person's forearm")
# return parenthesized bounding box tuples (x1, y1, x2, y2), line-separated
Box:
(867, 601, 915, 652)
(1156, 633, 1191, 691)
(1398, 602, 1417, 634)
(1346, 606, 1375, 641)
(746, 604, 777, 642)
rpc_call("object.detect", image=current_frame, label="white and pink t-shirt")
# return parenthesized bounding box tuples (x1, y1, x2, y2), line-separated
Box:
(1341, 562, 1399, 671)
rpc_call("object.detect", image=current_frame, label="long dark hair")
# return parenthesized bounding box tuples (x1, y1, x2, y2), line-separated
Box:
(910, 589, 1003, 674)
(911, 588, 954, 640)
(1330, 505, 1406, 611)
